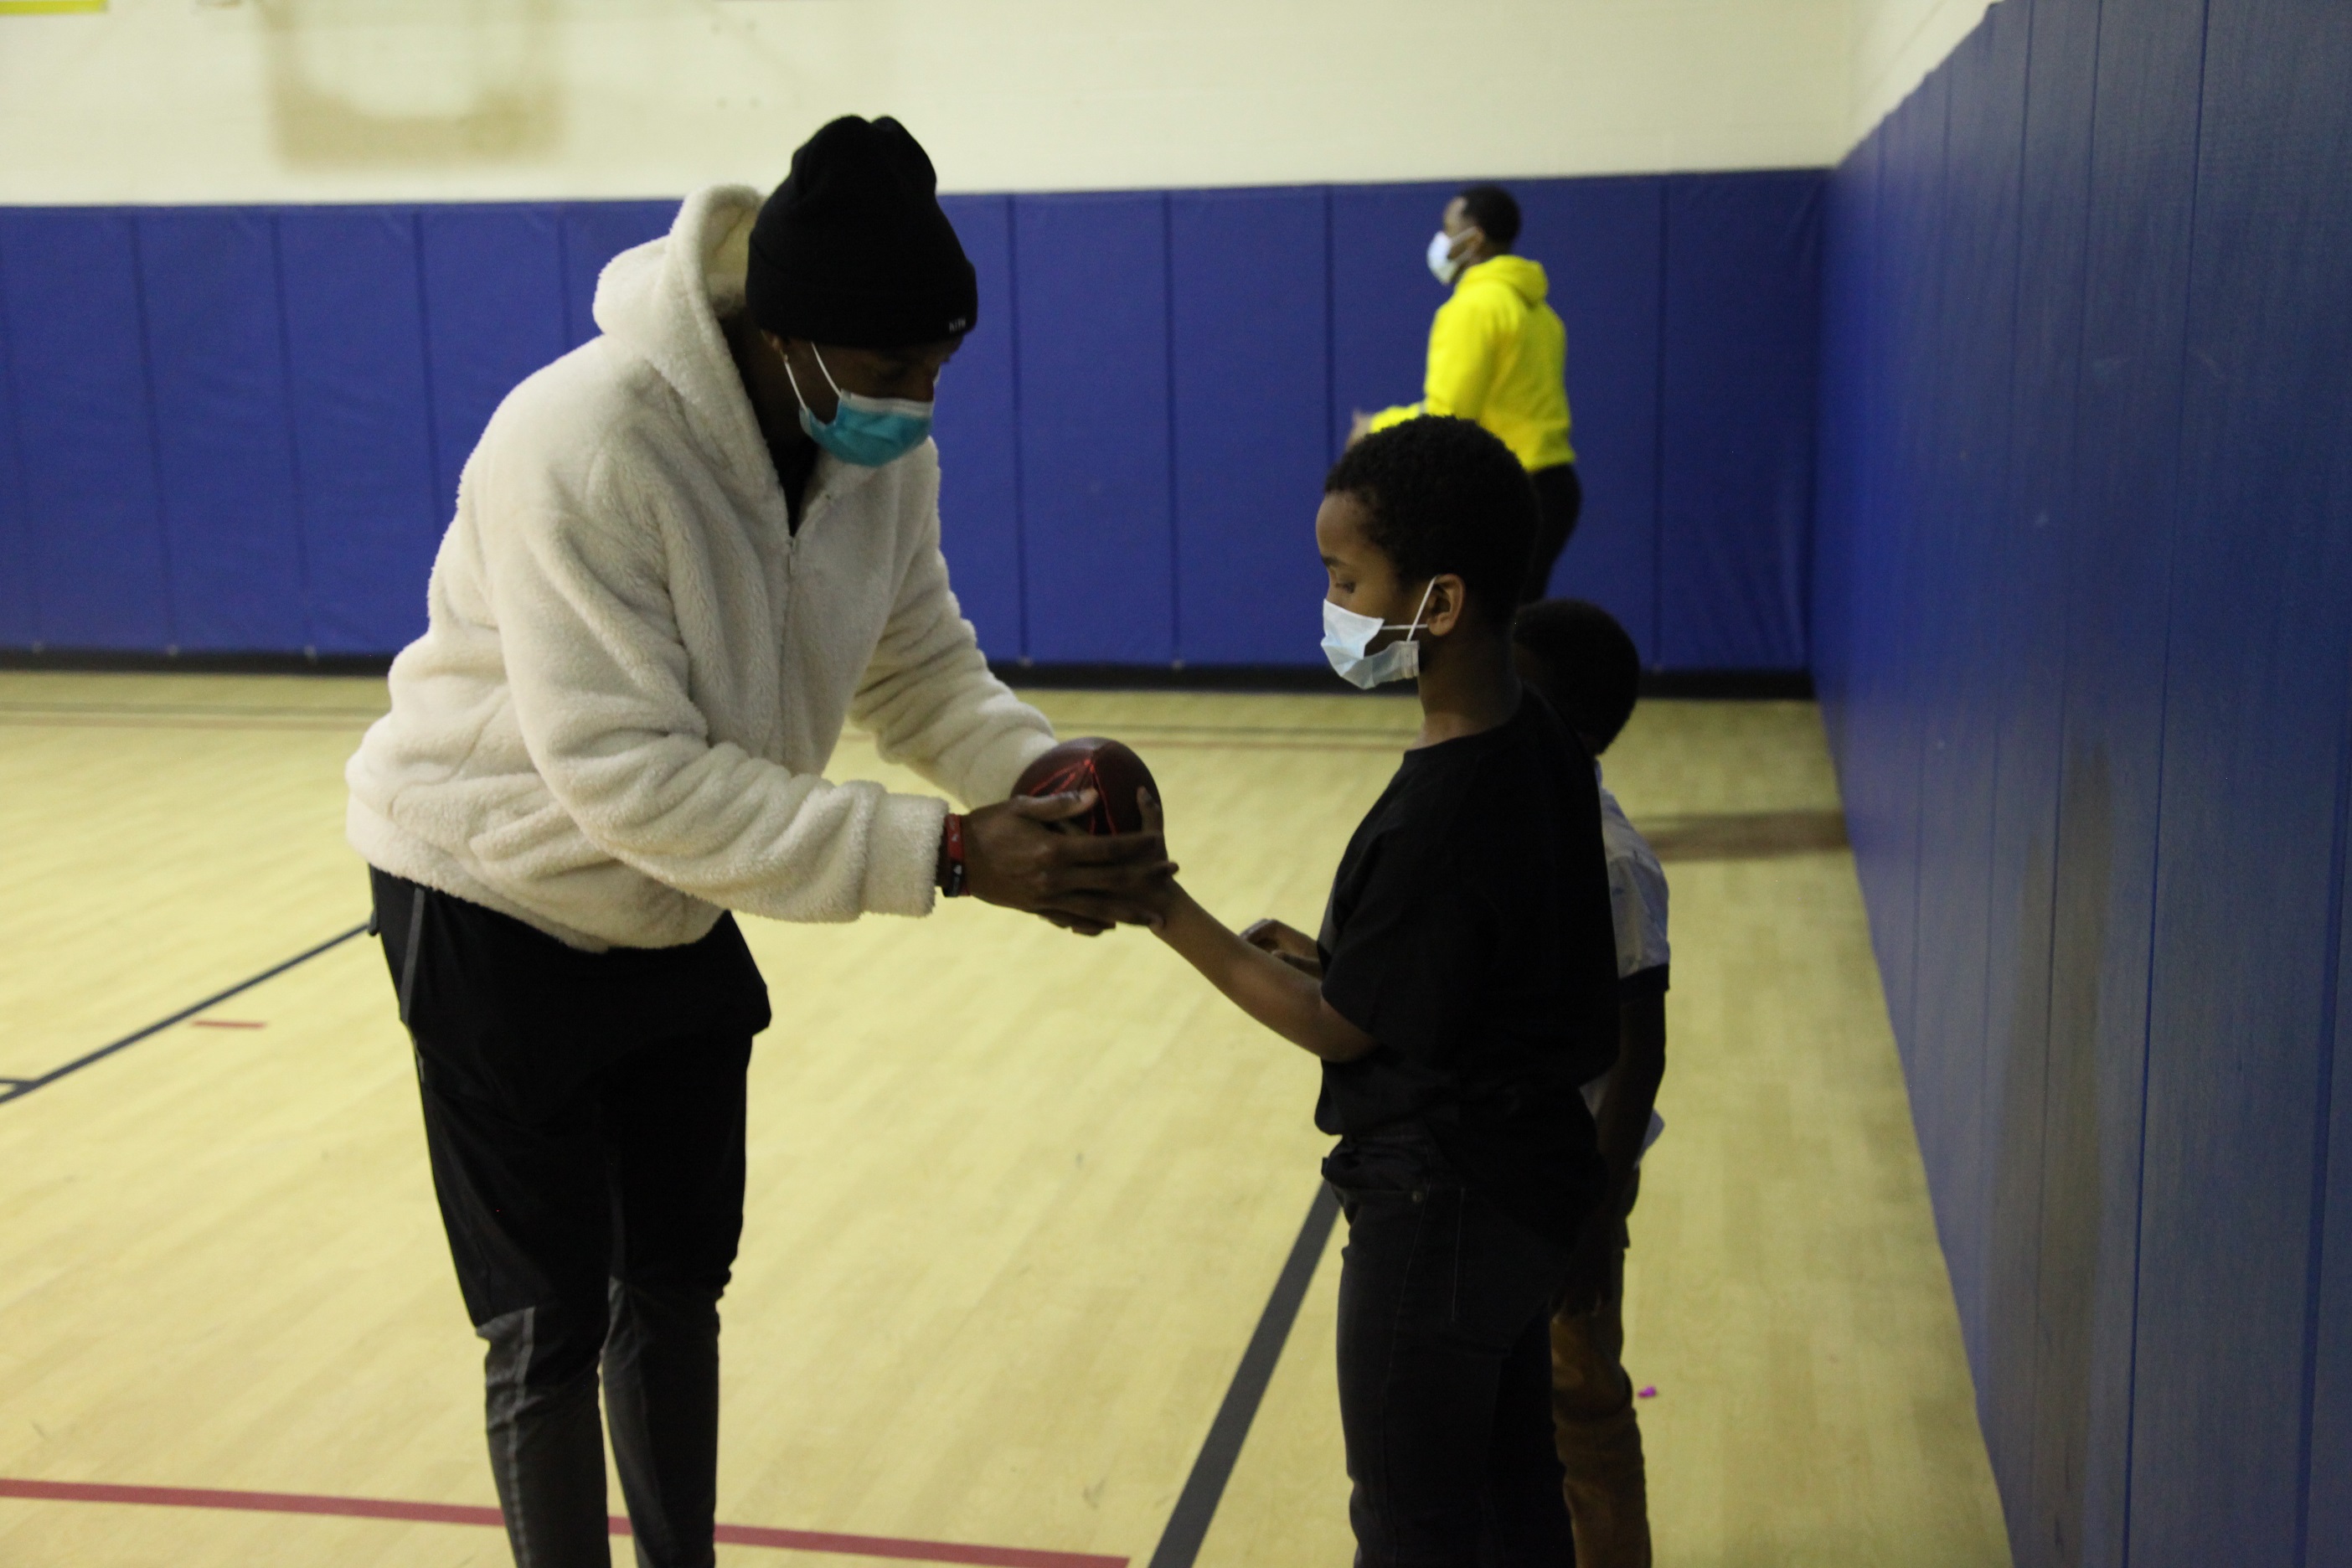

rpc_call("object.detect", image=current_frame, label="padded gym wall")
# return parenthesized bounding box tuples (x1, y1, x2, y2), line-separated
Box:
(1810, 1, 2352, 1564)
(0, 170, 1820, 673)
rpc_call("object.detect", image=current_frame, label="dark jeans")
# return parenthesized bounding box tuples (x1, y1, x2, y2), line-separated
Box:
(1524, 465, 1584, 604)
(372, 869, 770, 1568)
(1326, 1132, 1579, 1566)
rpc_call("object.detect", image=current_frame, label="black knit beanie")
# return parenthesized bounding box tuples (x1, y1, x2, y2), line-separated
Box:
(745, 116, 978, 348)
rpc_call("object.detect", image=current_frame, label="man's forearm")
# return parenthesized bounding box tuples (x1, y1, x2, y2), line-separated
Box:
(1155, 888, 1374, 1061)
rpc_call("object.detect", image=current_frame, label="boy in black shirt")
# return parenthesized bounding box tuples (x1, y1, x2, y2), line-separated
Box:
(1137, 417, 1620, 1563)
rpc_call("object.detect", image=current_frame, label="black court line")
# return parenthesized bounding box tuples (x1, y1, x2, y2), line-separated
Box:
(1146, 1181, 1343, 1568)
(0, 921, 371, 1106)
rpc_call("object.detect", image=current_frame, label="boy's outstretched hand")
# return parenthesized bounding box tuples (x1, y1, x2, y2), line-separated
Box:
(962, 788, 1174, 932)
(1241, 919, 1322, 978)
(1132, 788, 1181, 925)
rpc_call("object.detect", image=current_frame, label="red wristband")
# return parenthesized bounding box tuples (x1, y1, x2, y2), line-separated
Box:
(940, 812, 969, 897)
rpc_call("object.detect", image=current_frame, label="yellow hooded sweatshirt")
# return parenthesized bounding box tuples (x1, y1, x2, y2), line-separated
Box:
(1367, 254, 1575, 471)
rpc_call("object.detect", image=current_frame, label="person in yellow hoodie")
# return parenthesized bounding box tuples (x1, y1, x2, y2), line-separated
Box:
(1352, 184, 1579, 602)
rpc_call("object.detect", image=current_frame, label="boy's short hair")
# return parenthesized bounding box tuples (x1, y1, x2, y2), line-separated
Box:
(1456, 183, 1523, 251)
(1324, 416, 1537, 627)
(1514, 598, 1642, 753)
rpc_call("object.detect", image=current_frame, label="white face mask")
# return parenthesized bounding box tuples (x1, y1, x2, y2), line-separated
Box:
(1426, 229, 1463, 285)
(1322, 580, 1437, 689)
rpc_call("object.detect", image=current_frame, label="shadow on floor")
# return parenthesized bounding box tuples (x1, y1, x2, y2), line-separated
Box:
(1643, 809, 1850, 863)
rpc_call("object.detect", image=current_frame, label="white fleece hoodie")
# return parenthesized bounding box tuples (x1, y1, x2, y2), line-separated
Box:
(346, 185, 1056, 951)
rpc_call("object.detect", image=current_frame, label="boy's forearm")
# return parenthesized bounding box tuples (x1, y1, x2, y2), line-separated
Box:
(1593, 993, 1667, 1199)
(1156, 888, 1374, 1062)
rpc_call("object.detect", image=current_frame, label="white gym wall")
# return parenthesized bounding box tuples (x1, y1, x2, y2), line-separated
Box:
(0, 0, 1937, 205)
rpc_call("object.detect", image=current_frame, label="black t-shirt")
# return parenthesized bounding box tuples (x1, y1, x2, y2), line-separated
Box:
(1316, 694, 1619, 1242)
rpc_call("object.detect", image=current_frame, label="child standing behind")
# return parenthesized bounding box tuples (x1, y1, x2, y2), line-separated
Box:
(1513, 598, 1669, 1568)
(1137, 417, 1622, 1563)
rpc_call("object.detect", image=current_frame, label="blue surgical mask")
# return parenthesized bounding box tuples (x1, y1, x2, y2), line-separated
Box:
(781, 345, 934, 467)
(1322, 580, 1436, 689)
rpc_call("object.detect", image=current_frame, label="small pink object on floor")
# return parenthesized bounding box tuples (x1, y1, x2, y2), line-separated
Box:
(1637, 1386, 1658, 1399)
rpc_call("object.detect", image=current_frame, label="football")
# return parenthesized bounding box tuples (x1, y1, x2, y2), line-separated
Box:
(1012, 737, 1160, 835)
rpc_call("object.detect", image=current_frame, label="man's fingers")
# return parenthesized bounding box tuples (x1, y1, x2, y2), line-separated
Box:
(1007, 788, 1098, 823)
(1044, 863, 1178, 903)
(1039, 910, 1111, 937)
(1242, 917, 1310, 956)
(1137, 787, 1164, 836)
(1041, 828, 1168, 867)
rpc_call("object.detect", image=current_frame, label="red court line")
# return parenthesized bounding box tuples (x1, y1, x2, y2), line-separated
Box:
(0, 1478, 1126, 1568)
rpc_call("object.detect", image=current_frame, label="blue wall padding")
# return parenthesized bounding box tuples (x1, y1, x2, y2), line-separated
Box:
(560, 200, 677, 349)
(933, 194, 1025, 663)
(1658, 172, 1819, 669)
(2325, 893, 2352, 1568)
(0, 173, 1822, 665)
(1514, 177, 1662, 658)
(1901, 11, 2019, 1434)
(1933, 0, 2044, 1519)
(2134, 0, 2352, 1559)
(0, 271, 26, 646)
(1813, 0, 2352, 1561)
(277, 208, 443, 655)
(137, 209, 311, 652)
(1010, 192, 1175, 665)
(1985, 0, 2101, 1538)
(2055, 3, 2207, 1553)
(1850, 69, 1947, 1090)
(0, 209, 172, 649)
(1168, 186, 1331, 666)
(419, 206, 570, 521)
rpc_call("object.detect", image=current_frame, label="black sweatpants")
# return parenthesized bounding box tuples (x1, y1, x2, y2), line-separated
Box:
(1524, 464, 1584, 604)
(1326, 1132, 1579, 1566)
(372, 869, 771, 1568)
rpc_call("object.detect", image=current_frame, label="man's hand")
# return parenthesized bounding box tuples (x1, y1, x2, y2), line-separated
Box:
(1039, 910, 1112, 938)
(1240, 918, 1322, 977)
(962, 789, 1173, 929)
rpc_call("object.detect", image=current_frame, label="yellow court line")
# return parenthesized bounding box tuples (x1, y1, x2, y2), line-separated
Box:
(0, 2, 108, 13)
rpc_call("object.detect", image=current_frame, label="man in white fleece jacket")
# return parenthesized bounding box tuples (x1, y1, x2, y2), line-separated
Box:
(348, 117, 1168, 1568)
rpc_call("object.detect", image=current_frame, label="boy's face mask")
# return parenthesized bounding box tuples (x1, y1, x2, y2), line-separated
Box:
(1322, 580, 1436, 689)
(781, 344, 934, 467)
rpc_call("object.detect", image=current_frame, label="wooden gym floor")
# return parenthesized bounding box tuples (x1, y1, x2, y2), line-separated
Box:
(0, 671, 2012, 1566)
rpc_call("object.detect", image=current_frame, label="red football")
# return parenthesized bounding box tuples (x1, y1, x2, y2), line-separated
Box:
(1013, 737, 1159, 836)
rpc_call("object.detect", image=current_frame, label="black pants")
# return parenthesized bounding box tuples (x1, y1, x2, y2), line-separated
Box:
(1327, 1133, 1578, 1566)
(372, 869, 770, 1568)
(1524, 465, 1583, 604)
